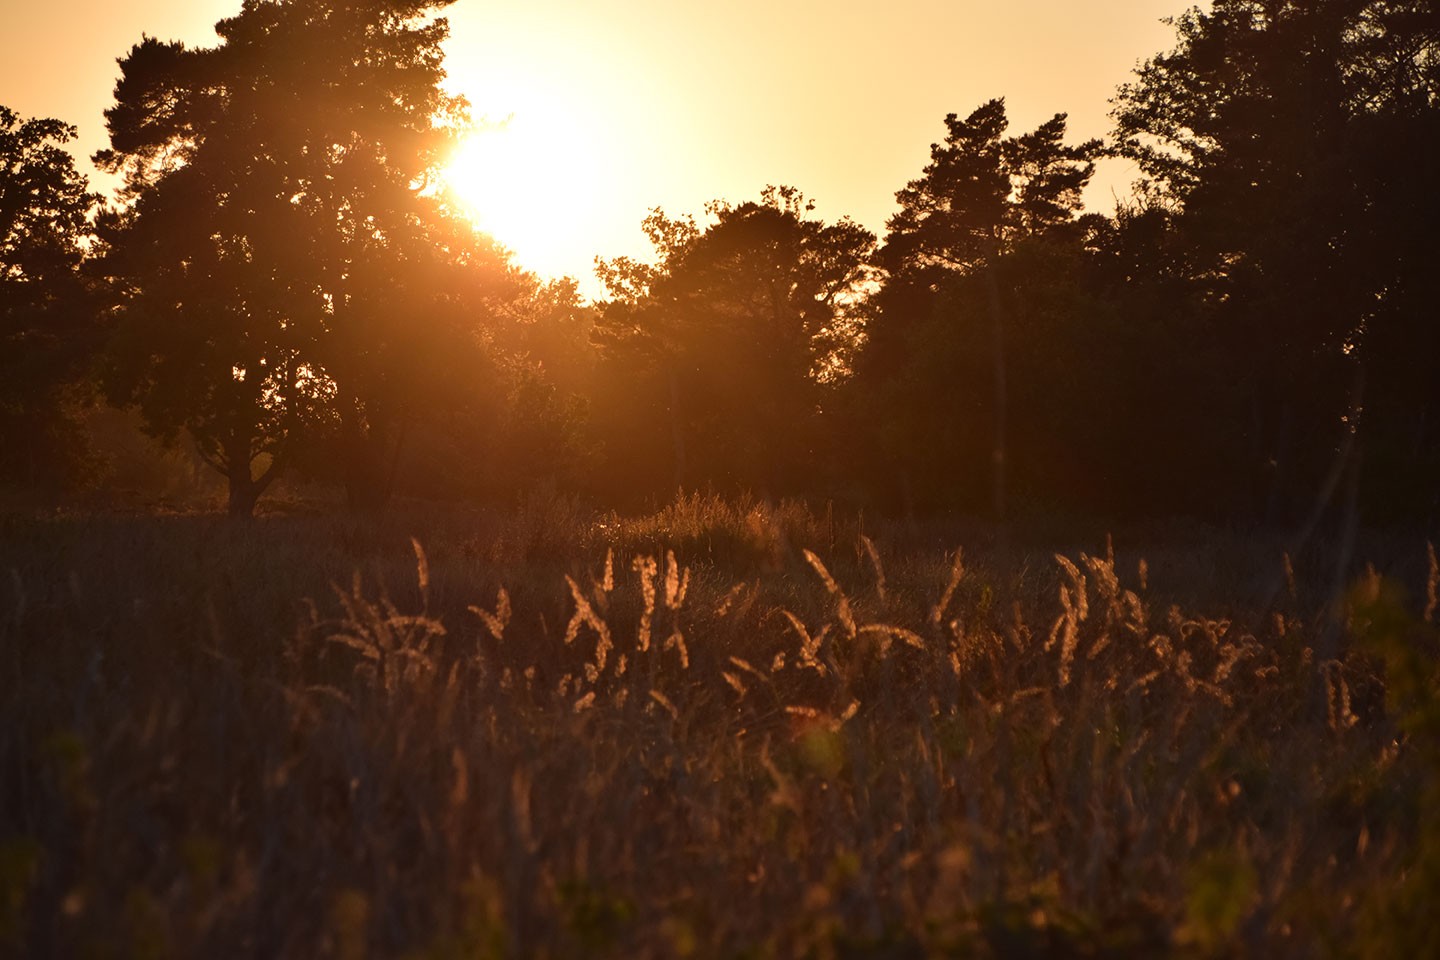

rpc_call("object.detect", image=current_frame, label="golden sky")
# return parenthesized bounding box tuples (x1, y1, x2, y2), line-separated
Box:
(4, 0, 1187, 295)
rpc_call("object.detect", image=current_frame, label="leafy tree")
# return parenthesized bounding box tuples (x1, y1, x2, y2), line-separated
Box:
(97, 0, 508, 515)
(882, 100, 1099, 275)
(854, 100, 1100, 516)
(384, 274, 600, 502)
(1112, 0, 1440, 522)
(1076, 202, 1248, 517)
(0, 107, 98, 490)
(482, 277, 600, 498)
(96, 60, 332, 516)
(593, 186, 875, 500)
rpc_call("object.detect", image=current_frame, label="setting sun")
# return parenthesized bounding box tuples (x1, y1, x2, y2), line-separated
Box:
(441, 91, 604, 280)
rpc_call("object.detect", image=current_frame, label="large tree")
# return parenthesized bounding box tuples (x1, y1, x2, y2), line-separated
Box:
(853, 100, 1100, 516)
(593, 186, 874, 500)
(1112, 0, 1440, 522)
(0, 107, 98, 490)
(97, 0, 506, 515)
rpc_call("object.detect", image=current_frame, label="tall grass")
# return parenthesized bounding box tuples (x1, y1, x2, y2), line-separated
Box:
(0, 499, 1435, 957)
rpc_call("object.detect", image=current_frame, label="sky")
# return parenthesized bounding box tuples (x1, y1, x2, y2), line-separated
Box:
(3, 0, 1189, 297)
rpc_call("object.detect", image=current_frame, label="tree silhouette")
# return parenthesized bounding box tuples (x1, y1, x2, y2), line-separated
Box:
(594, 187, 874, 499)
(0, 107, 99, 490)
(478, 277, 599, 498)
(884, 101, 1099, 274)
(1112, 0, 1440, 522)
(97, 0, 506, 515)
(367, 273, 599, 503)
(855, 101, 1099, 517)
(1076, 202, 1246, 517)
(95, 34, 327, 515)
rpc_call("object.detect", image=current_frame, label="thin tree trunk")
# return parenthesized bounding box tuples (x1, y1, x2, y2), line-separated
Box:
(985, 264, 1008, 535)
(380, 413, 409, 511)
(224, 434, 260, 518)
(667, 364, 686, 495)
(1260, 364, 1366, 617)
(1320, 441, 1361, 659)
(1315, 366, 1367, 671)
(342, 403, 390, 514)
(346, 431, 389, 514)
(1265, 399, 1294, 527)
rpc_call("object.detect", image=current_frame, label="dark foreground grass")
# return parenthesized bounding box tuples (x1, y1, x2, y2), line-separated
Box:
(1, 496, 1437, 958)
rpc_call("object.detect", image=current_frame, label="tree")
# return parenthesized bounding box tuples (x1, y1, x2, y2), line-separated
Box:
(883, 100, 1099, 275)
(0, 107, 99, 490)
(95, 50, 333, 516)
(593, 186, 875, 500)
(1111, 0, 1440, 522)
(479, 277, 600, 498)
(374, 273, 600, 502)
(97, 0, 506, 515)
(1075, 202, 1249, 518)
(854, 100, 1100, 517)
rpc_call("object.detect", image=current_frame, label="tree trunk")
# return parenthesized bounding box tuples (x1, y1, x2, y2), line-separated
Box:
(226, 472, 261, 518)
(224, 436, 259, 518)
(343, 416, 405, 514)
(341, 398, 383, 513)
(985, 264, 1008, 534)
(1264, 399, 1294, 527)
(344, 442, 387, 513)
(667, 365, 686, 495)
(221, 433, 279, 518)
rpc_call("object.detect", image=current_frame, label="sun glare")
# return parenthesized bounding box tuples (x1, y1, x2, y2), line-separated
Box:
(442, 92, 600, 280)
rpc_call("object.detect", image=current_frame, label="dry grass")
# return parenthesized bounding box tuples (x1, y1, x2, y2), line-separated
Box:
(0, 498, 1436, 957)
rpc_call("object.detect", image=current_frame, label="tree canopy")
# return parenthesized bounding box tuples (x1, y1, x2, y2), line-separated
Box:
(2, 0, 1437, 528)
(94, 0, 519, 514)
(593, 186, 874, 499)
(0, 106, 98, 488)
(854, 101, 1101, 516)
(1112, 0, 1440, 521)
(883, 99, 1100, 278)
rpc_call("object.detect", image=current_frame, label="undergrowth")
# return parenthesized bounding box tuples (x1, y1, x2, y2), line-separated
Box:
(0, 499, 1436, 957)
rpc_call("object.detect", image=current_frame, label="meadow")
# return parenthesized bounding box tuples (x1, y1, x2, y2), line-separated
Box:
(2, 494, 1437, 958)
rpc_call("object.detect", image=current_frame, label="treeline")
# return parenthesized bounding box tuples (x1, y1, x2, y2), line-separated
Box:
(3, 0, 1438, 525)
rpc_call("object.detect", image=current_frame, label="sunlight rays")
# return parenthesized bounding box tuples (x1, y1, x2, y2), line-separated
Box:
(441, 88, 605, 279)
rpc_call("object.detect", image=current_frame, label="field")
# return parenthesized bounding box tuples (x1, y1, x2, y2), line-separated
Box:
(2, 494, 1438, 958)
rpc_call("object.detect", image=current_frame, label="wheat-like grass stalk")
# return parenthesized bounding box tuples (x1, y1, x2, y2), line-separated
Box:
(931, 548, 964, 628)
(664, 549, 689, 609)
(633, 554, 658, 653)
(663, 629, 689, 669)
(860, 535, 887, 603)
(468, 587, 511, 641)
(563, 574, 613, 673)
(804, 548, 857, 639)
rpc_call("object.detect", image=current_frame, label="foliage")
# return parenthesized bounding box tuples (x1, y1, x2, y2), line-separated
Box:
(3, 0, 1438, 533)
(95, 0, 516, 516)
(881, 98, 1101, 278)
(1349, 553, 1440, 957)
(594, 186, 875, 501)
(385, 276, 601, 503)
(0, 106, 99, 489)
(1111, 0, 1440, 522)
(852, 100, 1101, 515)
